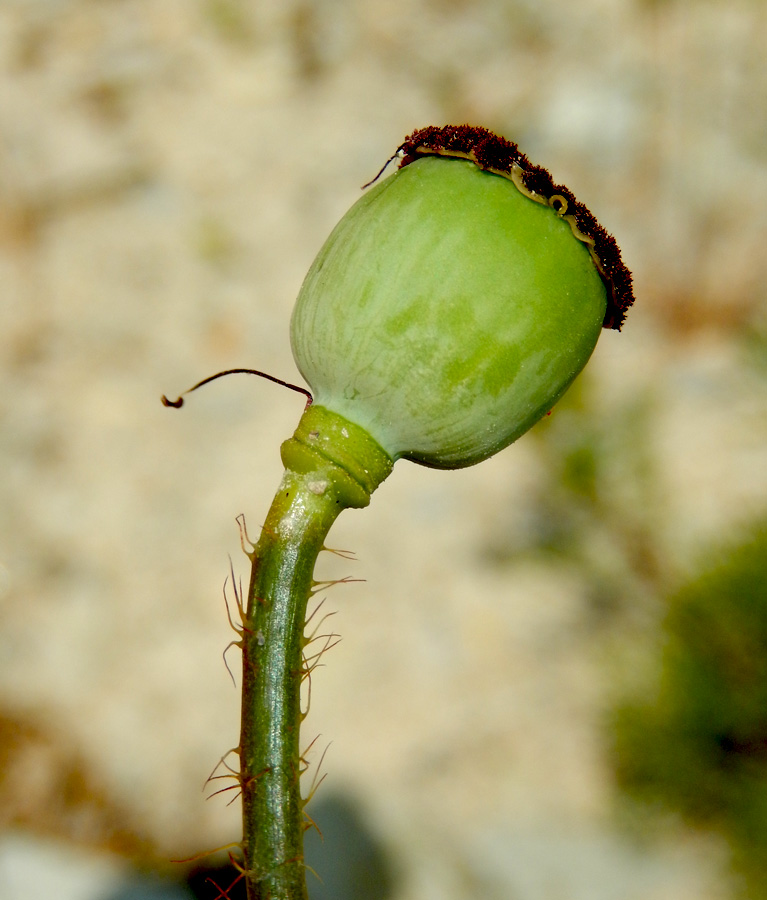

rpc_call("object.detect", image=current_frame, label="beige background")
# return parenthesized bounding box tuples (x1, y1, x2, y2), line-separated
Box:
(2, 1, 767, 898)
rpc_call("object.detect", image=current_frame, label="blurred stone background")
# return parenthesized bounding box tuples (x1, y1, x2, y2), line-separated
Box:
(2, 0, 767, 898)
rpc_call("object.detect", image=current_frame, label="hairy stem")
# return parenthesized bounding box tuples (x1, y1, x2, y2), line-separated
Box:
(238, 406, 393, 900)
(240, 469, 343, 899)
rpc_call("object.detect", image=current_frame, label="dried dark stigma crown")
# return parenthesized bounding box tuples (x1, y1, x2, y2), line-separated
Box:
(392, 125, 634, 330)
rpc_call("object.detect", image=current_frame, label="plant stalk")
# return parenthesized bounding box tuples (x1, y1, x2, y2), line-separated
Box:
(238, 406, 393, 900)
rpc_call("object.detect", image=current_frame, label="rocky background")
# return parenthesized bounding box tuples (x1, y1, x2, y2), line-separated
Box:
(2, 1, 767, 898)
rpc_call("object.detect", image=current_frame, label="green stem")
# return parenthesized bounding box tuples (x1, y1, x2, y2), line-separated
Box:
(239, 406, 393, 900)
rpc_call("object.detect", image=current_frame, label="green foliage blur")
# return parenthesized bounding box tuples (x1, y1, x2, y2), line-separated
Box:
(611, 523, 767, 897)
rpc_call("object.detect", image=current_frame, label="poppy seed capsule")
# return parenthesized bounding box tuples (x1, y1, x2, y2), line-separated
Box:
(289, 133, 628, 480)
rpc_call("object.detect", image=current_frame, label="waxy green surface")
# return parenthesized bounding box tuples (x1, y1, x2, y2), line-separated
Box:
(291, 155, 607, 469)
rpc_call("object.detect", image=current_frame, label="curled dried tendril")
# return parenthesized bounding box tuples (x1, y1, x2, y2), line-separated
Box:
(161, 368, 313, 409)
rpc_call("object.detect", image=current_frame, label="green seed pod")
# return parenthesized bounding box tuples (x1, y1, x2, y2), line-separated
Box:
(290, 126, 633, 471)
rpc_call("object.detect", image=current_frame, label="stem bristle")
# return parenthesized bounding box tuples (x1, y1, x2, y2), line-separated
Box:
(236, 513, 256, 560)
(322, 545, 358, 560)
(310, 575, 365, 595)
(223, 560, 248, 632)
(222, 640, 242, 687)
